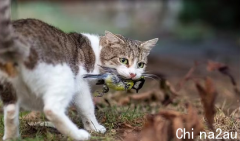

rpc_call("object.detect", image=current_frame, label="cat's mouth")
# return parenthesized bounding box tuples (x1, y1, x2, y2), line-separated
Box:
(119, 76, 133, 80)
(118, 75, 141, 80)
(99, 65, 140, 80)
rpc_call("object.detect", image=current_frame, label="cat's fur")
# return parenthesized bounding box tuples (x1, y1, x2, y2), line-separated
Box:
(0, 0, 158, 140)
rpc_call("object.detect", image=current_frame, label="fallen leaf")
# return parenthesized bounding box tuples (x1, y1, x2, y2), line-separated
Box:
(184, 103, 204, 140)
(195, 77, 216, 130)
(159, 79, 179, 106)
(118, 97, 130, 105)
(207, 60, 240, 95)
(21, 111, 41, 121)
(130, 91, 154, 100)
(207, 60, 226, 72)
(159, 110, 184, 141)
(130, 90, 163, 102)
(141, 114, 171, 141)
(177, 62, 198, 91)
(125, 104, 204, 141)
(112, 89, 164, 106)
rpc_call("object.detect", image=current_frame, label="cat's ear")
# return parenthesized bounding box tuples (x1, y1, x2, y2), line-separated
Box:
(140, 38, 158, 54)
(105, 31, 124, 44)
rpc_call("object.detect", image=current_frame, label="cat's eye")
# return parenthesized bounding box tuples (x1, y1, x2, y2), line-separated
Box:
(138, 62, 145, 68)
(119, 58, 128, 65)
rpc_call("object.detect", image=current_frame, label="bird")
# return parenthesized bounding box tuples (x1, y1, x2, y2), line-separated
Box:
(83, 66, 145, 97)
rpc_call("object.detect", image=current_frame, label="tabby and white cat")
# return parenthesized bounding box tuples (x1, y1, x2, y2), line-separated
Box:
(0, 0, 158, 140)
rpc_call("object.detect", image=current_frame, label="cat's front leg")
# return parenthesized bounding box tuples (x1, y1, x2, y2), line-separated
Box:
(74, 81, 106, 134)
(43, 93, 90, 141)
(3, 103, 20, 141)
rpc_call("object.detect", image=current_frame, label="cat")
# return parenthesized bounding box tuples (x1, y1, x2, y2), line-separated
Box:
(0, 0, 158, 140)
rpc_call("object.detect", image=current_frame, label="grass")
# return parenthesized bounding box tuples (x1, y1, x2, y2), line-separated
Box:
(0, 94, 239, 141)
(0, 102, 146, 141)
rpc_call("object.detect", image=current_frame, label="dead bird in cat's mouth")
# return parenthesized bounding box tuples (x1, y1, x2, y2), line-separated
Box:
(83, 66, 145, 96)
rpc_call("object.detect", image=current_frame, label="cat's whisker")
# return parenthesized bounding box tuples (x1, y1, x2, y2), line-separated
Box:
(142, 73, 161, 79)
(143, 76, 158, 81)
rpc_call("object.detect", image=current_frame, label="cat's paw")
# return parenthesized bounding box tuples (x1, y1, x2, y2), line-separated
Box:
(2, 136, 7, 141)
(96, 124, 106, 133)
(2, 136, 8, 141)
(3, 132, 20, 141)
(3, 136, 20, 141)
(75, 129, 90, 140)
(87, 124, 106, 134)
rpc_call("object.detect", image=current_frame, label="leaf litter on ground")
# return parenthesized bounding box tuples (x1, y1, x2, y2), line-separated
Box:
(0, 60, 239, 141)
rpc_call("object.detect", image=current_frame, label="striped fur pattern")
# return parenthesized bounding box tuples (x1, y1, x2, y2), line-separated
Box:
(0, 0, 29, 63)
(100, 31, 158, 80)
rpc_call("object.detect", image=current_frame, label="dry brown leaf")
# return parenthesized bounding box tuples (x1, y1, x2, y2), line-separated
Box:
(118, 122, 138, 139)
(125, 104, 204, 141)
(177, 62, 198, 91)
(207, 60, 226, 72)
(21, 111, 41, 121)
(130, 90, 163, 102)
(130, 91, 154, 100)
(113, 89, 164, 105)
(184, 104, 204, 140)
(124, 114, 171, 141)
(142, 115, 171, 141)
(123, 132, 138, 141)
(118, 97, 130, 105)
(173, 117, 184, 141)
(207, 60, 240, 95)
(159, 105, 204, 141)
(159, 79, 179, 106)
(159, 110, 184, 141)
(195, 77, 216, 130)
(119, 122, 135, 129)
(159, 110, 182, 118)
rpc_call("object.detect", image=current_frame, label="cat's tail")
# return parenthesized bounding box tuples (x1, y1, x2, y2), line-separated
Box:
(0, 0, 29, 63)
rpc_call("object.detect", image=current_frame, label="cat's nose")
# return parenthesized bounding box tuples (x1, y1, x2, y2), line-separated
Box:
(129, 73, 136, 78)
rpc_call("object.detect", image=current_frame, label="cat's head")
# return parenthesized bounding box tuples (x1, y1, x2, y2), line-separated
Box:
(100, 31, 158, 80)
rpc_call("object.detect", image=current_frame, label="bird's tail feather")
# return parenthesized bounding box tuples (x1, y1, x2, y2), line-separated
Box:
(83, 74, 103, 79)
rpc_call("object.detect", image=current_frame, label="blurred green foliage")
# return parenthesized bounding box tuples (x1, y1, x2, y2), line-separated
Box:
(179, 0, 240, 30)
(12, 2, 120, 35)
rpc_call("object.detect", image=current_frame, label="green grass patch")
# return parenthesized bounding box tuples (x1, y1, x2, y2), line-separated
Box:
(0, 104, 146, 141)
